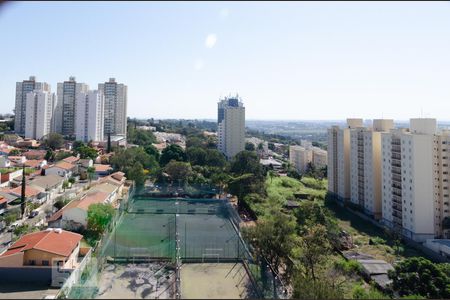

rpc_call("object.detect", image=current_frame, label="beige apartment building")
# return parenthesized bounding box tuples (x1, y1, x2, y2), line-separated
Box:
(289, 145, 312, 174)
(381, 119, 437, 242)
(328, 118, 363, 202)
(312, 147, 328, 169)
(350, 119, 393, 219)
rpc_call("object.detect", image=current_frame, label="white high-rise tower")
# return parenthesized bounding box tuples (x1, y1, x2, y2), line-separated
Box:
(75, 90, 105, 143)
(14, 76, 51, 136)
(24, 90, 55, 140)
(217, 96, 245, 159)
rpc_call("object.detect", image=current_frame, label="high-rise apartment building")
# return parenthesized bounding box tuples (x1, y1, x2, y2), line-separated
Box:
(14, 76, 51, 136)
(381, 119, 436, 241)
(98, 78, 127, 137)
(75, 90, 105, 143)
(312, 147, 328, 169)
(55, 77, 89, 136)
(24, 90, 55, 140)
(434, 130, 450, 238)
(349, 119, 394, 219)
(289, 145, 312, 174)
(328, 119, 363, 202)
(217, 96, 245, 159)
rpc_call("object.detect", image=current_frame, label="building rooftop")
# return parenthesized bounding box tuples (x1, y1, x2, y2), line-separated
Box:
(9, 185, 42, 198)
(62, 156, 80, 164)
(53, 161, 75, 171)
(29, 175, 64, 190)
(1, 229, 82, 258)
(89, 182, 117, 195)
(94, 164, 112, 173)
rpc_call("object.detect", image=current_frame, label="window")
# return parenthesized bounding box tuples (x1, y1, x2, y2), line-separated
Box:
(42, 260, 49, 266)
(29, 260, 36, 266)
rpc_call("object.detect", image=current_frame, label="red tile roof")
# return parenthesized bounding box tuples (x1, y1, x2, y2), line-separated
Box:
(1, 229, 82, 257)
(0, 197, 6, 205)
(94, 164, 112, 173)
(62, 156, 80, 164)
(24, 159, 44, 168)
(53, 161, 75, 171)
(9, 185, 41, 197)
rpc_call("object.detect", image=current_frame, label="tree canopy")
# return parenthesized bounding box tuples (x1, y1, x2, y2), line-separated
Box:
(388, 257, 450, 298)
(87, 203, 115, 237)
(43, 133, 64, 150)
(160, 144, 187, 166)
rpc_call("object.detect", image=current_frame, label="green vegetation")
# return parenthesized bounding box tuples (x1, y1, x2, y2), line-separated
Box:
(72, 141, 99, 160)
(43, 132, 64, 150)
(86, 203, 115, 241)
(388, 257, 450, 298)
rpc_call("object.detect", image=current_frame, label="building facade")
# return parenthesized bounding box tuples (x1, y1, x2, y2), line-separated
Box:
(312, 147, 328, 169)
(381, 119, 436, 242)
(55, 77, 89, 136)
(24, 90, 55, 140)
(289, 145, 312, 174)
(75, 90, 105, 142)
(98, 78, 127, 137)
(217, 96, 245, 159)
(14, 76, 51, 136)
(349, 119, 393, 219)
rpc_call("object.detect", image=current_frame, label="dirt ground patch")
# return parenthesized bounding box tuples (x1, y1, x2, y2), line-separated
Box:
(180, 263, 254, 299)
(96, 262, 175, 299)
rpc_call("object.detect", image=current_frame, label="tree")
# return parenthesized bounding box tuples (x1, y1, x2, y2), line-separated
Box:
(164, 160, 192, 184)
(144, 144, 160, 161)
(126, 162, 146, 187)
(186, 147, 207, 166)
(205, 149, 226, 168)
(229, 150, 263, 177)
(43, 133, 64, 150)
(87, 203, 115, 237)
(111, 147, 159, 173)
(62, 180, 69, 192)
(243, 210, 298, 281)
(293, 274, 344, 299)
(9, 149, 21, 156)
(388, 257, 450, 298)
(87, 166, 96, 183)
(245, 142, 256, 151)
(297, 224, 331, 281)
(44, 149, 55, 162)
(160, 144, 186, 166)
(73, 144, 98, 160)
(106, 132, 112, 154)
(268, 142, 275, 151)
(186, 136, 204, 148)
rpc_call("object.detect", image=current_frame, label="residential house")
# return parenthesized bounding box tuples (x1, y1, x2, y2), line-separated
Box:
(62, 156, 80, 165)
(23, 150, 47, 160)
(48, 191, 110, 230)
(0, 228, 83, 286)
(93, 164, 112, 177)
(9, 185, 46, 204)
(24, 159, 47, 170)
(0, 156, 11, 168)
(7, 156, 27, 166)
(0, 169, 23, 188)
(45, 161, 76, 179)
(29, 175, 64, 200)
(88, 182, 118, 203)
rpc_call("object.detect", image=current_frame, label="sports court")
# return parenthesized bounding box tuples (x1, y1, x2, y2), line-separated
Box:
(71, 196, 258, 299)
(181, 263, 254, 299)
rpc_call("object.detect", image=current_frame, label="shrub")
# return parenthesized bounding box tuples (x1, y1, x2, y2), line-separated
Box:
(334, 258, 362, 275)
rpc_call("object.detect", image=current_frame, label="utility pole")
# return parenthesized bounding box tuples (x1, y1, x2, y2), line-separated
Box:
(20, 164, 26, 219)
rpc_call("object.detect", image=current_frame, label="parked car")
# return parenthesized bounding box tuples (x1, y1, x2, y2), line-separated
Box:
(29, 210, 39, 218)
(7, 221, 20, 232)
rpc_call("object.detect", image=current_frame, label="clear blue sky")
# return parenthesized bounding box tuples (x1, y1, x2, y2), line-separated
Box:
(1, 1, 450, 120)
